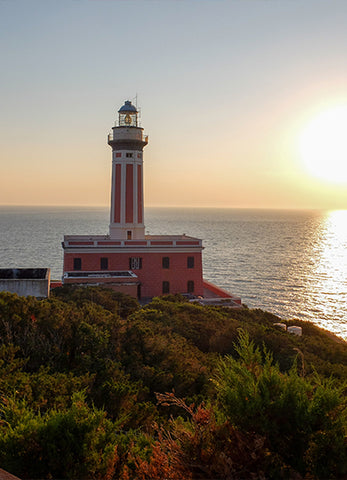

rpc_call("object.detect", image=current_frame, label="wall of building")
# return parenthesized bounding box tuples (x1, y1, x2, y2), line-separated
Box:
(63, 251, 203, 298)
(0, 279, 50, 298)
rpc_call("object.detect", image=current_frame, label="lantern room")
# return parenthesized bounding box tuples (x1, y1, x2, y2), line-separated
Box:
(118, 100, 138, 127)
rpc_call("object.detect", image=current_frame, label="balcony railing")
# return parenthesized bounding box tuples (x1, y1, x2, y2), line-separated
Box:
(108, 133, 148, 143)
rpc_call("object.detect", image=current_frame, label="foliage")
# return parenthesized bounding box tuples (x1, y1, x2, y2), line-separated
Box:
(215, 330, 347, 478)
(51, 285, 140, 318)
(123, 392, 278, 480)
(0, 289, 346, 479)
(0, 392, 121, 479)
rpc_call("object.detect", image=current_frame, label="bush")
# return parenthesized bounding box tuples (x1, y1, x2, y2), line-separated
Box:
(0, 392, 121, 479)
(215, 330, 347, 478)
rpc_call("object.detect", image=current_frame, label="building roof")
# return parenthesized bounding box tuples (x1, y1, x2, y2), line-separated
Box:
(0, 468, 21, 480)
(63, 234, 201, 242)
(118, 100, 137, 113)
(62, 234, 203, 249)
(64, 271, 137, 279)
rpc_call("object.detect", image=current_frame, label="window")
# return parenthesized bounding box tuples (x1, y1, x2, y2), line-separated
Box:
(129, 257, 142, 270)
(187, 256, 195, 268)
(187, 280, 194, 293)
(100, 257, 108, 270)
(162, 281, 170, 294)
(162, 257, 170, 269)
(73, 258, 82, 270)
(126, 153, 133, 158)
(115, 152, 121, 158)
(127, 231, 132, 240)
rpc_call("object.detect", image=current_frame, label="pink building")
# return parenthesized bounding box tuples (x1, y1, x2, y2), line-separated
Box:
(62, 101, 241, 305)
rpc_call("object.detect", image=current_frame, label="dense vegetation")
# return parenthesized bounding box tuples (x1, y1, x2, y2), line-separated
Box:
(0, 286, 346, 479)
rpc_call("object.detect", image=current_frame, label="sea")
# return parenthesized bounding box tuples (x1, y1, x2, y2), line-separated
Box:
(0, 206, 346, 340)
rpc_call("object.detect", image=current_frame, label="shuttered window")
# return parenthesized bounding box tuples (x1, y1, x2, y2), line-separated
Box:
(129, 257, 142, 270)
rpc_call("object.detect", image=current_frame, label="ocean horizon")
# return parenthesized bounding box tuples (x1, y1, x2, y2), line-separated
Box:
(0, 205, 346, 340)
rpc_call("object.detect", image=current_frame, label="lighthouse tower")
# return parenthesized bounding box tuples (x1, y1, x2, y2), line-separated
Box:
(62, 100, 241, 305)
(108, 101, 148, 240)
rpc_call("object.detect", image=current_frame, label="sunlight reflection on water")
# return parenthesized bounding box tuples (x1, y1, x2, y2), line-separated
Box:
(300, 210, 347, 337)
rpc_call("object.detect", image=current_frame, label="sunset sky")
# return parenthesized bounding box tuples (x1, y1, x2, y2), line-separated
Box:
(1, 0, 347, 209)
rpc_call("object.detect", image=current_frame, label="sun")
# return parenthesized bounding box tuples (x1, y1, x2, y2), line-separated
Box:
(299, 105, 347, 183)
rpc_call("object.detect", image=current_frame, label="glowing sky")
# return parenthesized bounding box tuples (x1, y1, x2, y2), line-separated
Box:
(1, 0, 347, 209)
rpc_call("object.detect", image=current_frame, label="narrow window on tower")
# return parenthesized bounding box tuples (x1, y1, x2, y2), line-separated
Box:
(129, 257, 142, 270)
(73, 258, 82, 270)
(162, 281, 170, 294)
(162, 257, 170, 269)
(100, 257, 108, 270)
(187, 280, 194, 293)
(187, 256, 195, 268)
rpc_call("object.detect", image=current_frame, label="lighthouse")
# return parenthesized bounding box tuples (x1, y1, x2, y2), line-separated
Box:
(62, 100, 240, 305)
(108, 101, 148, 240)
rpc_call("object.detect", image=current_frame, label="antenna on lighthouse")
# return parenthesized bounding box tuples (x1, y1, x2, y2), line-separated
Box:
(132, 94, 142, 126)
(136, 95, 143, 128)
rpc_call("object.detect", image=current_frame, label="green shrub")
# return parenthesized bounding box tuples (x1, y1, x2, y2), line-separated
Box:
(215, 330, 347, 478)
(0, 392, 121, 479)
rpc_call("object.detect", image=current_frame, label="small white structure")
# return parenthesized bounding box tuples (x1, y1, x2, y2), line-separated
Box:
(288, 326, 303, 336)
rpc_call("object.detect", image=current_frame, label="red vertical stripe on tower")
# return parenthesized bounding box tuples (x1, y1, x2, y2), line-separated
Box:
(126, 164, 134, 223)
(114, 164, 121, 223)
(137, 164, 142, 224)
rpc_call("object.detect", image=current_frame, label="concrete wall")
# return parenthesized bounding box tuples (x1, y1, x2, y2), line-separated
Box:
(0, 269, 50, 298)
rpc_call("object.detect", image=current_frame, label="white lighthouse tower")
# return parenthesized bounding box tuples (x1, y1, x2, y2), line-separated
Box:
(108, 101, 148, 240)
